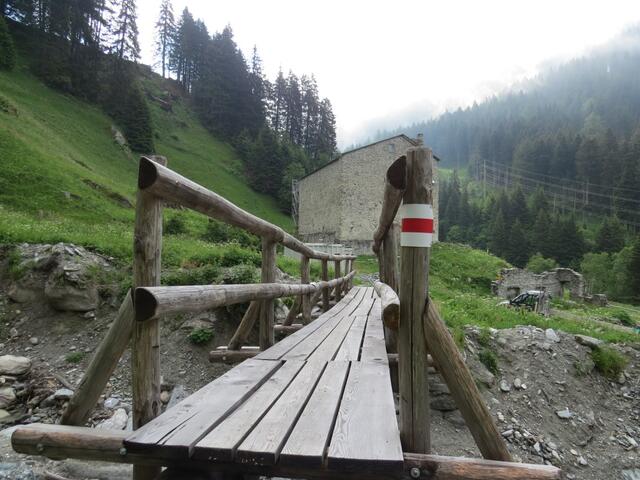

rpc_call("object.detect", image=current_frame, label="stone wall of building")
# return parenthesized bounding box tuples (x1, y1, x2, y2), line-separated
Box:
(492, 267, 585, 300)
(297, 159, 343, 244)
(298, 135, 439, 255)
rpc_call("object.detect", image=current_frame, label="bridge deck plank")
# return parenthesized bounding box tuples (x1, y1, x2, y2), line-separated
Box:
(124, 286, 402, 474)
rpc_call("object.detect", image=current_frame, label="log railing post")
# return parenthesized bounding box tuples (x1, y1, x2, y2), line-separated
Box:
(333, 259, 342, 302)
(399, 147, 432, 453)
(259, 238, 277, 349)
(321, 259, 330, 311)
(132, 155, 166, 480)
(300, 255, 311, 323)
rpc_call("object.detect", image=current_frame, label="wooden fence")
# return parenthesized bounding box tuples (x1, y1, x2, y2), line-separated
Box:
(373, 146, 512, 461)
(61, 155, 355, 480)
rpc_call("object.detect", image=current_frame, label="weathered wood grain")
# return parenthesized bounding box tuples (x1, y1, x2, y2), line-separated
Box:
(282, 289, 367, 362)
(124, 359, 280, 459)
(236, 361, 326, 465)
(61, 290, 135, 426)
(333, 315, 367, 361)
(398, 147, 432, 453)
(137, 157, 355, 261)
(12, 424, 561, 479)
(132, 155, 166, 480)
(227, 301, 260, 350)
(280, 361, 350, 467)
(260, 239, 277, 349)
(321, 259, 330, 311)
(360, 301, 389, 364)
(283, 295, 301, 326)
(193, 360, 305, 462)
(373, 155, 407, 254)
(424, 299, 511, 461)
(208, 346, 260, 363)
(373, 281, 400, 331)
(327, 362, 403, 472)
(255, 288, 361, 361)
(134, 272, 356, 322)
(301, 255, 311, 324)
(334, 260, 342, 302)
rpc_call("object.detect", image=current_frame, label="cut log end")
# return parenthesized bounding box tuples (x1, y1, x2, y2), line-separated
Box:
(386, 155, 407, 190)
(382, 303, 400, 331)
(138, 156, 160, 189)
(133, 287, 158, 322)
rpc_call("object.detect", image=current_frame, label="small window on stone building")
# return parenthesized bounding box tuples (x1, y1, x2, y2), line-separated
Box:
(387, 143, 395, 153)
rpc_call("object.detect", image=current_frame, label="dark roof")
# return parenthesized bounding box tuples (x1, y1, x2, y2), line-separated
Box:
(299, 134, 420, 181)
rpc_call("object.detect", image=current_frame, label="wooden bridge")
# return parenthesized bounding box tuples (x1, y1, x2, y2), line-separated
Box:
(11, 148, 561, 480)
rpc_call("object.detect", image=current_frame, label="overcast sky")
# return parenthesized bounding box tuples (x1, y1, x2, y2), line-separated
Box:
(137, 1, 640, 147)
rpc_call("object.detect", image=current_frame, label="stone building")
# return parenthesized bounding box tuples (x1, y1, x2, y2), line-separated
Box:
(492, 267, 585, 300)
(296, 134, 439, 255)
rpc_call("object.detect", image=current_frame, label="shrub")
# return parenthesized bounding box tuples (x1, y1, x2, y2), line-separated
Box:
(0, 16, 16, 71)
(451, 326, 466, 350)
(65, 352, 85, 363)
(591, 346, 628, 379)
(479, 348, 499, 375)
(165, 215, 187, 235)
(202, 219, 259, 249)
(477, 328, 492, 347)
(526, 253, 558, 274)
(220, 264, 258, 285)
(162, 264, 220, 286)
(189, 327, 214, 345)
(610, 309, 634, 327)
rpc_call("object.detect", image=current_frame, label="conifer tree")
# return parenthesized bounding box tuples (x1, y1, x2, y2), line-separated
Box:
(110, 0, 140, 62)
(0, 14, 15, 70)
(489, 209, 509, 258)
(154, 0, 175, 78)
(595, 217, 626, 253)
(629, 236, 640, 300)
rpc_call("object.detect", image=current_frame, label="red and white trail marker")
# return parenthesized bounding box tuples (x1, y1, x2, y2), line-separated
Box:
(400, 204, 434, 248)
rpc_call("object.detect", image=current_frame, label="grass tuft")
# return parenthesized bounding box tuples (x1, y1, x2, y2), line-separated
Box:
(591, 346, 628, 379)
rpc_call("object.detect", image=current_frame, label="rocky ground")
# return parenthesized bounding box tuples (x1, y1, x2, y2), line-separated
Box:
(0, 244, 639, 479)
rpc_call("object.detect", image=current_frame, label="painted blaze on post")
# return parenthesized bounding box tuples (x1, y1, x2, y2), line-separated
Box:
(400, 204, 433, 247)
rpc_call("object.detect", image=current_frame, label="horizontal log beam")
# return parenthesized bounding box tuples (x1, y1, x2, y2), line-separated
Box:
(134, 272, 356, 322)
(373, 281, 400, 330)
(274, 323, 303, 333)
(372, 155, 406, 254)
(209, 346, 260, 363)
(12, 424, 560, 480)
(138, 158, 355, 261)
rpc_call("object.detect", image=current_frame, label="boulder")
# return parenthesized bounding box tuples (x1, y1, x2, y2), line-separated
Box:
(97, 408, 128, 430)
(430, 395, 457, 412)
(0, 356, 31, 376)
(0, 387, 16, 409)
(574, 334, 603, 349)
(7, 244, 111, 312)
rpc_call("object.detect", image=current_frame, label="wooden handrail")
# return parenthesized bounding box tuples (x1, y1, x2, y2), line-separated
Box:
(372, 155, 406, 254)
(373, 281, 400, 330)
(138, 157, 355, 261)
(134, 271, 357, 322)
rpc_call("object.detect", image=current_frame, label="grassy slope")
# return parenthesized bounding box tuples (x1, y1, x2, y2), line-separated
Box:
(0, 52, 292, 265)
(359, 243, 639, 343)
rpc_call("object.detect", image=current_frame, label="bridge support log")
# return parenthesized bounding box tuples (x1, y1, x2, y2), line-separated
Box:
(424, 299, 511, 461)
(12, 424, 560, 480)
(260, 239, 277, 350)
(227, 300, 261, 351)
(399, 147, 431, 453)
(334, 260, 342, 302)
(61, 290, 135, 426)
(301, 255, 311, 323)
(132, 155, 166, 480)
(321, 259, 330, 311)
(283, 295, 301, 326)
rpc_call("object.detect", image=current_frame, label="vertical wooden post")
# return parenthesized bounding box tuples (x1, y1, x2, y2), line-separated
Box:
(334, 259, 342, 302)
(301, 255, 311, 323)
(399, 147, 432, 453)
(132, 156, 166, 480)
(382, 223, 400, 392)
(321, 259, 330, 312)
(260, 238, 277, 349)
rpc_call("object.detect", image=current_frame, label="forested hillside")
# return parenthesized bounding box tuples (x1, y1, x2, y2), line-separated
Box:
(0, 0, 337, 212)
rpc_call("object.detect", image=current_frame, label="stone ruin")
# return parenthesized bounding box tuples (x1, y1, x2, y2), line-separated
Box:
(492, 267, 586, 301)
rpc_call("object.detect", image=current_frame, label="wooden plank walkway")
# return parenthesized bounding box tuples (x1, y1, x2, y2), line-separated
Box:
(123, 286, 403, 473)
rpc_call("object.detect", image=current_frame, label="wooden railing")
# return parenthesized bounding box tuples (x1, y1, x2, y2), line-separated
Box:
(372, 146, 513, 462)
(61, 155, 355, 480)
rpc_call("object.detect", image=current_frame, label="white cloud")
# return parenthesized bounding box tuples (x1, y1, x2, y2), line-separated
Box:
(137, 0, 639, 147)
